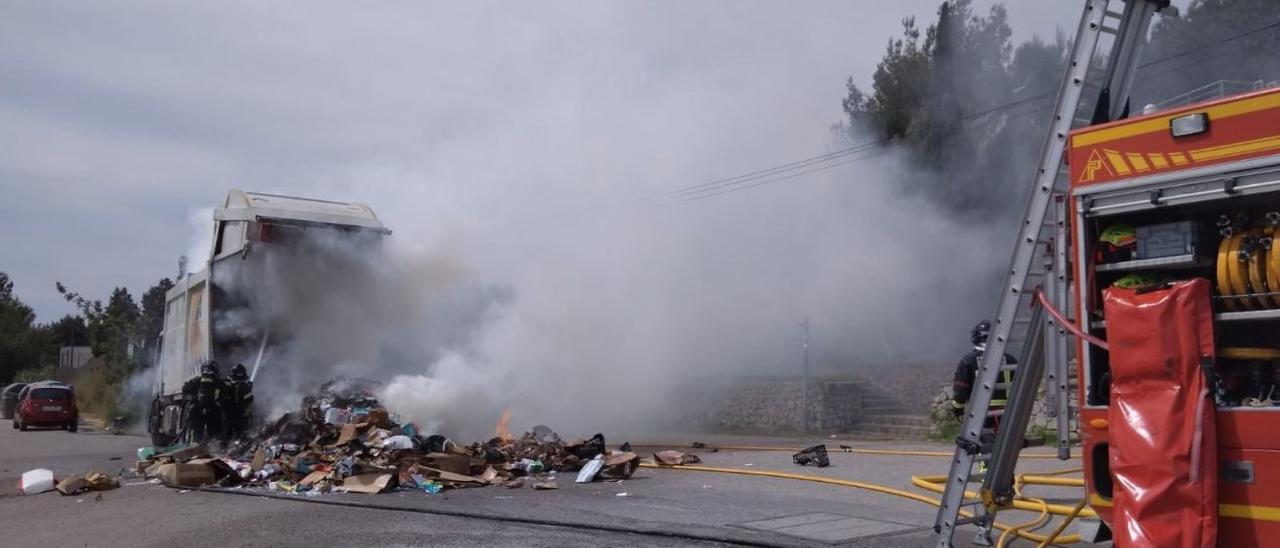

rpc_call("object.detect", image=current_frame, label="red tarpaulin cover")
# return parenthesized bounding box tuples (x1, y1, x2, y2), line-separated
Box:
(1104, 279, 1218, 548)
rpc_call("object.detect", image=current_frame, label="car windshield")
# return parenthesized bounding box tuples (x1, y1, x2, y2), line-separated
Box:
(30, 388, 70, 401)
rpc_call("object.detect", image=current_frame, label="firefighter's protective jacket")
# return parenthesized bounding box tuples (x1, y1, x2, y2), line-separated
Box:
(952, 349, 1017, 409)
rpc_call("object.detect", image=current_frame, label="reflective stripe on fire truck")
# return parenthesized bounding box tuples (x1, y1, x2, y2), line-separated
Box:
(1090, 494, 1280, 523)
(1074, 91, 1280, 148)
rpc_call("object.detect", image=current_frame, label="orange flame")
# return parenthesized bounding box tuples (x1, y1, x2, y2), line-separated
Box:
(495, 407, 513, 442)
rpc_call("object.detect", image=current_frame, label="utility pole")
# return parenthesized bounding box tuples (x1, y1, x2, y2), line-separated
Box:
(800, 317, 810, 432)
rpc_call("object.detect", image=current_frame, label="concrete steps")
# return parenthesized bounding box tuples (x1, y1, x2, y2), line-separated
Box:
(839, 392, 933, 439)
(841, 422, 932, 439)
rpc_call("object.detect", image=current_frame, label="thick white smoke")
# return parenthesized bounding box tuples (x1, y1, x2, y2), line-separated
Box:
(367, 145, 1007, 439)
(188, 138, 1006, 441)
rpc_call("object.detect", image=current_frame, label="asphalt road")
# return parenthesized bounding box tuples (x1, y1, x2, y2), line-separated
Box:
(0, 420, 1089, 547)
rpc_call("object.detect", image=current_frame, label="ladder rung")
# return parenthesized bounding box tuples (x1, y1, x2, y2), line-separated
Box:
(1099, 24, 1119, 35)
(1104, 10, 1124, 20)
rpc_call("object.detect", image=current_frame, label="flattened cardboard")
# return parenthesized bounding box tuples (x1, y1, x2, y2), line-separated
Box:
(332, 424, 360, 447)
(156, 463, 216, 487)
(250, 448, 266, 472)
(342, 473, 392, 494)
(421, 467, 484, 485)
(299, 470, 329, 487)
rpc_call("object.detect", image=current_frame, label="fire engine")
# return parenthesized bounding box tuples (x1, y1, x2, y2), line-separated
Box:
(1070, 86, 1280, 545)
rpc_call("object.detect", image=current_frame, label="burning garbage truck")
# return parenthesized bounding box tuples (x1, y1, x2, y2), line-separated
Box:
(147, 190, 391, 447)
(140, 189, 642, 495)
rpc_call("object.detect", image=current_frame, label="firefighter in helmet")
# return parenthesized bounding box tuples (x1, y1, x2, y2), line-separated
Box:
(951, 321, 1018, 433)
(224, 363, 254, 440)
(182, 360, 226, 443)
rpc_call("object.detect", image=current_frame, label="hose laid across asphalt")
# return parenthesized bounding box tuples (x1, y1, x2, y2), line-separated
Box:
(642, 463, 1084, 544)
(634, 444, 1067, 459)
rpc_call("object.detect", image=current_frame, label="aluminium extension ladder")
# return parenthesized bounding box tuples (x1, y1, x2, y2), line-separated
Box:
(932, 1, 1170, 545)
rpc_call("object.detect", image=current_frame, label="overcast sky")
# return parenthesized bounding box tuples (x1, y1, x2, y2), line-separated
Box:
(0, 1, 1091, 320)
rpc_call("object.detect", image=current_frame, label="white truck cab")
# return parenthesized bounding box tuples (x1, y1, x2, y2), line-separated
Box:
(148, 190, 388, 445)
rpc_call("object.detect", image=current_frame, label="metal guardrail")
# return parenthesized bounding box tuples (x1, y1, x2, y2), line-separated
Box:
(1151, 79, 1278, 111)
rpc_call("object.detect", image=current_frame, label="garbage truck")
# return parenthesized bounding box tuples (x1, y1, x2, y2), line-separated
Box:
(146, 189, 389, 445)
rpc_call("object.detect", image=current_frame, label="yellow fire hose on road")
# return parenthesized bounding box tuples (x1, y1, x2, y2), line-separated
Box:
(642, 460, 1089, 545)
(634, 444, 1065, 459)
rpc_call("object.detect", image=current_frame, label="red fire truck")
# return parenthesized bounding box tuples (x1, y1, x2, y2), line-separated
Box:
(1070, 86, 1280, 545)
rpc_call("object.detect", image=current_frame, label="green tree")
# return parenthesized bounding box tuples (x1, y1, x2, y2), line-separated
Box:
(56, 282, 140, 372)
(1135, 0, 1280, 105)
(0, 272, 41, 385)
(840, 1, 1048, 219)
(136, 278, 174, 368)
(843, 17, 931, 140)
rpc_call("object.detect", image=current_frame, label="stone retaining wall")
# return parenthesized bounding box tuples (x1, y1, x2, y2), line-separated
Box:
(673, 364, 952, 434)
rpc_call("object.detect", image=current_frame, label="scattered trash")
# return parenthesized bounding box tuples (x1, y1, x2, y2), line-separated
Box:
(600, 452, 640, 480)
(131, 376, 639, 499)
(19, 468, 55, 495)
(380, 435, 414, 450)
(702, 484, 712, 489)
(576, 455, 604, 483)
(531, 425, 562, 445)
(653, 450, 701, 466)
(616, 492, 629, 497)
(341, 473, 393, 494)
(56, 475, 87, 496)
(85, 472, 120, 491)
(839, 445, 853, 453)
(793, 445, 830, 468)
(744, 463, 755, 467)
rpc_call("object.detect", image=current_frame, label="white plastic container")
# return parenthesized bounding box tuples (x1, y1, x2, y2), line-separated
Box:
(576, 456, 604, 483)
(19, 468, 55, 495)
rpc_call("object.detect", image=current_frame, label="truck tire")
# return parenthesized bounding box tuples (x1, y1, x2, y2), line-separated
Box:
(19, 420, 28, 431)
(68, 419, 78, 433)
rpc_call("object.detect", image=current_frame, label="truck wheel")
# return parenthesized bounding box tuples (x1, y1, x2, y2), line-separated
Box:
(68, 420, 78, 433)
(19, 420, 28, 431)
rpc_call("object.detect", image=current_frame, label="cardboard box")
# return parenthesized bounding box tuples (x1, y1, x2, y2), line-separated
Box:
(424, 453, 471, 476)
(156, 462, 216, 487)
(56, 475, 87, 496)
(135, 459, 155, 475)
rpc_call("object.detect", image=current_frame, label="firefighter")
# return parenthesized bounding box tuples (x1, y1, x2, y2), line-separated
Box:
(182, 360, 226, 443)
(951, 320, 1018, 433)
(224, 363, 254, 440)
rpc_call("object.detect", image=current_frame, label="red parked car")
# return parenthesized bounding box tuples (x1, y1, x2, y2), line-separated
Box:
(14, 382, 78, 432)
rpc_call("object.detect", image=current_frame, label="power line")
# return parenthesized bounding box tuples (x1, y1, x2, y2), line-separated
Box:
(673, 17, 1280, 202)
(681, 103, 1053, 202)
